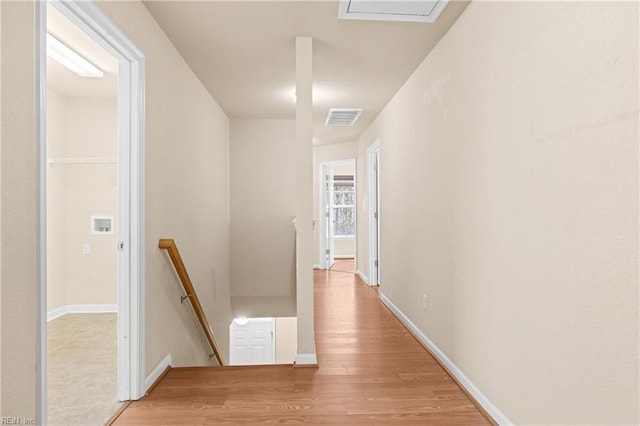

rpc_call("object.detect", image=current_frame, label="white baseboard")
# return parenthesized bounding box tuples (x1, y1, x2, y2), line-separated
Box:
(47, 306, 68, 322)
(145, 354, 174, 393)
(334, 255, 355, 259)
(294, 353, 318, 366)
(47, 304, 118, 322)
(378, 291, 512, 426)
(313, 264, 321, 269)
(356, 270, 369, 285)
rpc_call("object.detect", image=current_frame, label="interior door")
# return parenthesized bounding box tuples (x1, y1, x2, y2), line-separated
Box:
(230, 318, 275, 365)
(374, 151, 380, 284)
(368, 145, 381, 286)
(326, 167, 335, 268)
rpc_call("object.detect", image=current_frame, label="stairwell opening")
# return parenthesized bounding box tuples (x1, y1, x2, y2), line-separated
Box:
(229, 317, 297, 365)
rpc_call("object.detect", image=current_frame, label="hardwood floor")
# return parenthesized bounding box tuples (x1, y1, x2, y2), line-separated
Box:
(329, 257, 356, 273)
(113, 263, 491, 425)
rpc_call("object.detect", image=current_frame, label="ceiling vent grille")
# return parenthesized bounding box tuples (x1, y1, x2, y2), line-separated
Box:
(325, 108, 363, 126)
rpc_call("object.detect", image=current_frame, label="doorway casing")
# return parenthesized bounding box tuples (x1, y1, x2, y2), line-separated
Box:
(36, 0, 146, 421)
(367, 140, 380, 286)
(318, 159, 357, 270)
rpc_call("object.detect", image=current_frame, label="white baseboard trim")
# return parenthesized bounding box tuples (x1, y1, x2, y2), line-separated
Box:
(145, 354, 174, 393)
(313, 264, 321, 269)
(334, 255, 355, 259)
(47, 304, 118, 322)
(378, 291, 513, 426)
(47, 306, 67, 322)
(356, 270, 369, 285)
(294, 353, 318, 366)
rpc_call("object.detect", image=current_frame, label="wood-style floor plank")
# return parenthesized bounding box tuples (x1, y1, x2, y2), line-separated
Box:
(113, 260, 492, 425)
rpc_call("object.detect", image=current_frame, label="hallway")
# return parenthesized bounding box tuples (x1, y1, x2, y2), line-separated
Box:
(111, 268, 490, 424)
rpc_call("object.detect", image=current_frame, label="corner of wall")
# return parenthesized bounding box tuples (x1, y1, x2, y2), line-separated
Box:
(144, 354, 173, 393)
(0, 0, 37, 418)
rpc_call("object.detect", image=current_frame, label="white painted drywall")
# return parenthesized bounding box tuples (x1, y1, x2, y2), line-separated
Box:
(0, 1, 37, 418)
(97, 1, 234, 370)
(275, 317, 297, 364)
(46, 89, 68, 312)
(229, 119, 296, 310)
(357, 2, 639, 423)
(333, 239, 355, 258)
(46, 90, 118, 312)
(0, 0, 3, 414)
(295, 37, 315, 361)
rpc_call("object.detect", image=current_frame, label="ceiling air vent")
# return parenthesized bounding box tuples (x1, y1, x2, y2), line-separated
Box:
(325, 108, 363, 126)
(337, 0, 449, 23)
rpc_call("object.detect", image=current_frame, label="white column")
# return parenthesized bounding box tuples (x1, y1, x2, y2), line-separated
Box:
(294, 36, 316, 365)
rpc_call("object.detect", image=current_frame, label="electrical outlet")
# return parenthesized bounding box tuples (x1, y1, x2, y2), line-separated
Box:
(82, 243, 91, 255)
(422, 294, 428, 311)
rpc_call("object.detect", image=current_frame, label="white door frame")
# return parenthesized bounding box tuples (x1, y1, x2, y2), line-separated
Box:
(36, 0, 146, 421)
(367, 140, 380, 286)
(318, 159, 357, 269)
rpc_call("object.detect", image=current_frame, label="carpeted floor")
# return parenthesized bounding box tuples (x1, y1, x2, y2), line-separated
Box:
(48, 313, 123, 426)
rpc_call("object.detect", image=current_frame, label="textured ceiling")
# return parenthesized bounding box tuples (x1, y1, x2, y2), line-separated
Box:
(143, 0, 469, 145)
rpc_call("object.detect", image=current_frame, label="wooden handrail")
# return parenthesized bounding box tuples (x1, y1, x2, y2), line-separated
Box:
(158, 238, 225, 366)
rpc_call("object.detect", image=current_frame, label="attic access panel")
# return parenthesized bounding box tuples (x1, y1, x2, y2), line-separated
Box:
(338, 0, 449, 23)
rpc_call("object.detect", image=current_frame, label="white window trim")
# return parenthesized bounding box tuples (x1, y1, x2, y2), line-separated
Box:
(333, 235, 355, 239)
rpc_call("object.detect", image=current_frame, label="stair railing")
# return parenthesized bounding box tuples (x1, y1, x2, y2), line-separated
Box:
(159, 238, 225, 366)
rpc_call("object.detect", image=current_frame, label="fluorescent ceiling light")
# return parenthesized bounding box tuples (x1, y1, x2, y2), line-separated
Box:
(46, 33, 104, 78)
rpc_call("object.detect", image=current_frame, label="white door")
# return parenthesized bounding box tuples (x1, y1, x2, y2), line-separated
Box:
(230, 318, 275, 365)
(368, 142, 381, 285)
(374, 151, 380, 284)
(323, 165, 336, 269)
(328, 167, 336, 268)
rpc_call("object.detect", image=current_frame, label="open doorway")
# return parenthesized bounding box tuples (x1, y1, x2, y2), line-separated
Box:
(37, 1, 145, 423)
(319, 159, 357, 273)
(367, 141, 380, 286)
(45, 5, 121, 424)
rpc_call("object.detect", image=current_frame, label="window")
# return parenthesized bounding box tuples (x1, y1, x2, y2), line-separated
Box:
(332, 175, 355, 237)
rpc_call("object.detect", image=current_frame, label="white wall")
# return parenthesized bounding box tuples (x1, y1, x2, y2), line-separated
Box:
(0, 1, 3, 414)
(312, 141, 357, 265)
(98, 1, 234, 369)
(275, 317, 296, 364)
(294, 37, 316, 361)
(229, 119, 296, 313)
(333, 239, 354, 258)
(357, 2, 639, 424)
(46, 89, 68, 312)
(0, 1, 37, 418)
(47, 90, 118, 312)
